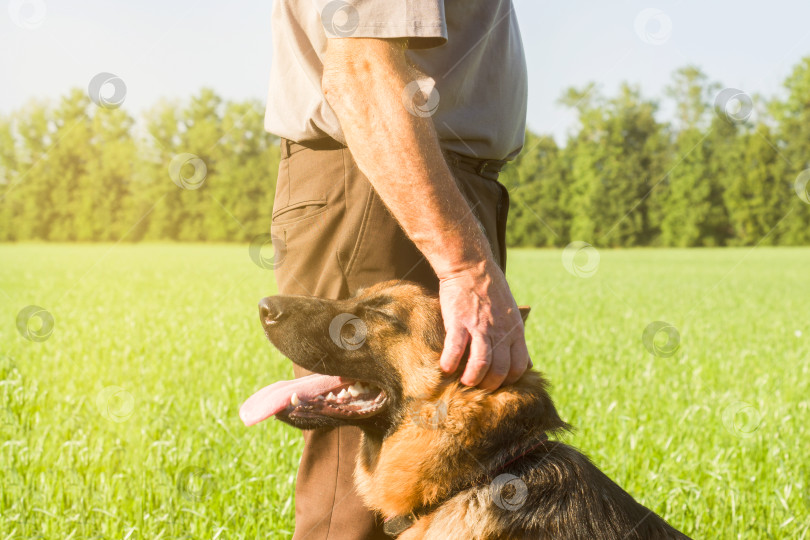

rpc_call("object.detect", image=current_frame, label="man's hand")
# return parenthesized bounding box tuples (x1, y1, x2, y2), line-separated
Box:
(322, 37, 530, 390)
(438, 260, 531, 391)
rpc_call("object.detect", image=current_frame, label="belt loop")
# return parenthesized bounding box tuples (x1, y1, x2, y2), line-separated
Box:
(280, 138, 291, 158)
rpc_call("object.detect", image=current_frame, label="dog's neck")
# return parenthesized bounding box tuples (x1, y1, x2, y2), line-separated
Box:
(380, 432, 552, 538)
(354, 370, 568, 519)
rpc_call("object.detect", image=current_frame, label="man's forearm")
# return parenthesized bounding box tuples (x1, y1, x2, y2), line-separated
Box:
(322, 39, 495, 280)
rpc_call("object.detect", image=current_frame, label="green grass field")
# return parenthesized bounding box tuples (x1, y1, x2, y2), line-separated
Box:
(1, 244, 808, 539)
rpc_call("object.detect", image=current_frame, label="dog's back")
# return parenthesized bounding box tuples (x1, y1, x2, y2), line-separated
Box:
(410, 441, 689, 539)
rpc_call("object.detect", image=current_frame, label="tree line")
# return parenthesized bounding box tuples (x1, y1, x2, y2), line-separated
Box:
(1, 60, 809, 246)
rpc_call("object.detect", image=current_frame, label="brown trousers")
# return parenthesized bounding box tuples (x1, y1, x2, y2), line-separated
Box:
(271, 138, 509, 540)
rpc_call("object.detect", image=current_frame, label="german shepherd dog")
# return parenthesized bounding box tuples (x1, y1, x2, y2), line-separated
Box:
(241, 281, 690, 539)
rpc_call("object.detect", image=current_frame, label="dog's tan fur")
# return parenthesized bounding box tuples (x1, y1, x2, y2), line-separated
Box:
(355, 371, 564, 519)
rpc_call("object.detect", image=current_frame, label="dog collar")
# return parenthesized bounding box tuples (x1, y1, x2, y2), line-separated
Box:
(382, 510, 427, 537)
(382, 433, 550, 537)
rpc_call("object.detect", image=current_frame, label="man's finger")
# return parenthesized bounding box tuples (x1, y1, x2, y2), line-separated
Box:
(503, 338, 530, 386)
(439, 325, 470, 373)
(460, 333, 492, 386)
(478, 339, 512, 391)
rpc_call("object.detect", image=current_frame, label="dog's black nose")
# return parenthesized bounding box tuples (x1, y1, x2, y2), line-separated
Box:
(259, 296, 286, 327)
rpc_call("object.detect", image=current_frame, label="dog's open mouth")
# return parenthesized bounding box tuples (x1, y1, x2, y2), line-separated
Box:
(240, 373, 387, 426)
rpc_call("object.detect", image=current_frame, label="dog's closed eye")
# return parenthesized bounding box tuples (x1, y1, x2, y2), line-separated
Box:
(360, 297, 409, 334)
(363, 308, 408, 334)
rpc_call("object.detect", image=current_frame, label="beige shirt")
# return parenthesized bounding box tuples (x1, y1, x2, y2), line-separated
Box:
(265, 0, 527, 161)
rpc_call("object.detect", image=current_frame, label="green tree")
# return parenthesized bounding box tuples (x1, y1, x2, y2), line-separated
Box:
(213, 100, 279, 242)
(47, 90, 95, 241)
(2, 93, 94, 241)
(0, 114, 18, 240)
(658, 67, 729, 246)
(137, 98, 183, 240)
(771, 56, 810, 244)
(502, 131, 570, 247)
(722, 124, 788, 245)
(666, 66, 717, 131)
(561, 84, 666, 246)
(77, 106, 138, 241)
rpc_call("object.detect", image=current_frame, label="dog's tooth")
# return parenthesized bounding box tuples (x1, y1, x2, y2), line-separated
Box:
(355, 383, 366, 393)
(291, 393, 300, 406)
(315, 394, 324, 400)
(348, 385, 361, 397)
(338, 388, 349, 399)
(326, 392, 336, 401)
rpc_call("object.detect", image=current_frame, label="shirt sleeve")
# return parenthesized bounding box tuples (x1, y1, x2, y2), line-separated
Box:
(314, 0, 447, 49)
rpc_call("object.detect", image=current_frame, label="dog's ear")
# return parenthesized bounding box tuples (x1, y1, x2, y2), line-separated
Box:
(518, 306, 531, 322)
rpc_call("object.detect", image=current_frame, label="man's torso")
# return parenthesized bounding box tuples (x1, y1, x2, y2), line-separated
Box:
(265, 0, 528, 161)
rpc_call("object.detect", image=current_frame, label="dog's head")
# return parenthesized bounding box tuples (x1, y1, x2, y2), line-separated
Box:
(239, 281, 447, 432)
(239, 280, 544, 438)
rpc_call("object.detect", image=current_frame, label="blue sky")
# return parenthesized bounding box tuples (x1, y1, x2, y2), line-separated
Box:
(2, 0, 809, 142)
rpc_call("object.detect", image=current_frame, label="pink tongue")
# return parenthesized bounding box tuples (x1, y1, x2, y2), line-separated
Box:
(240, 374, 349, 426)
